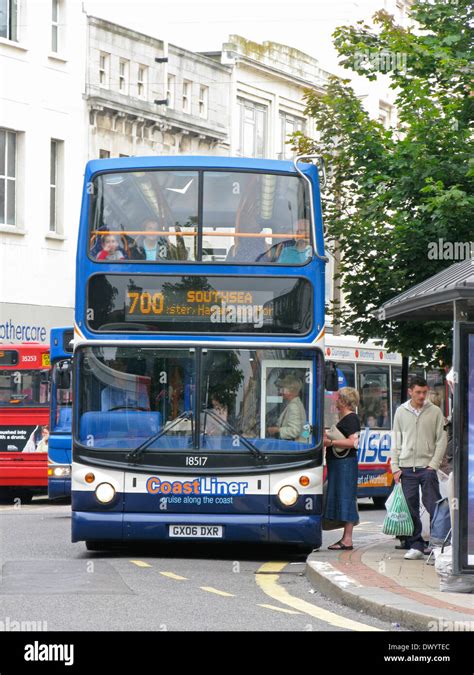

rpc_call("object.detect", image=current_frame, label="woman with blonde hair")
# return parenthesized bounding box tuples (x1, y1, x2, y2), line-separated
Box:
(324, 386, 361, 550)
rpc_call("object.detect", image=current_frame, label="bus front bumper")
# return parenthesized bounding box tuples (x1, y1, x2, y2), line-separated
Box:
(48, 477, 72, 500)
(71, 511, 322, 548)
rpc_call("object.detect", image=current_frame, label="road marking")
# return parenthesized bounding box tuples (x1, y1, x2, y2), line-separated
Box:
(200, 586, 235, 597)
(255, 562, 382, 632)
(130, 560, 152, 568)
(258, 603, 301, 615)
(160, 571, 188, 581)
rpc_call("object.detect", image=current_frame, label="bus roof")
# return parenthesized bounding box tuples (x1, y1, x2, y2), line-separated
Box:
(50, 327, 74, 362)
(85, 155, 300, 177)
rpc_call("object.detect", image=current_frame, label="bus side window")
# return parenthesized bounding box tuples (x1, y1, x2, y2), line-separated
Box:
(357, 365, 390, 429)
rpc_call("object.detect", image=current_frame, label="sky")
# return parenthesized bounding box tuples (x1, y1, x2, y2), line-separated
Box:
(84, 0, 383, 76)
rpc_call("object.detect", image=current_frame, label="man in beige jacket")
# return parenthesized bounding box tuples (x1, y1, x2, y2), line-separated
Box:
(391, 376, 447, 560)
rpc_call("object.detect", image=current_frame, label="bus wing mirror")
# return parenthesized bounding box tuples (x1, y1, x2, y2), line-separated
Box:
(55, 363, 72, 389)
(325, 361, 339, 392)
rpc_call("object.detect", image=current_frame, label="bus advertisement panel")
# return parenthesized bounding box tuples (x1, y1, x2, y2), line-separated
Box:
(72, 155, 327, 552)
(0, 344, 50, 502)
(48, 328, 73, 500)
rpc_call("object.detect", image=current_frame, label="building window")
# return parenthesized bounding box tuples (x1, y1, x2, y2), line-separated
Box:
(0, 129, 16, 226)
(0, 0, 18, 41)
(167, 74, 175, 108)
(379, 101, 393, 129)
(119, 59, 129, 94)
(49, 140, 58, 232)
(199, 86, 209, 119)
(99, 149, 110, 159)
(182, 80, 192, 114)
(51, 0, 60, 52)
(99, 52, 110, 87)
(278, 112, 305, 159)
(137, 65, 147, 98)
(237, 98, 267, 158)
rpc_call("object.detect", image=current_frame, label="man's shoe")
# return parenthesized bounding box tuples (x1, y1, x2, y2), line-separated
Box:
(404, 548, 424, 560)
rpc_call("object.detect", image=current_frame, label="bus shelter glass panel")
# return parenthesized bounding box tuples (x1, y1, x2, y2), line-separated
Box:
(51, 359, 73, 432)
(0, 370, 50, 407)
(90, 171, 199, 262)
(466, 333, 474, 569)
(77, 347, 196, 451)
(357, 365, 390, 429)
(202, 172, 311, 264)
(324, 362, 355, 428)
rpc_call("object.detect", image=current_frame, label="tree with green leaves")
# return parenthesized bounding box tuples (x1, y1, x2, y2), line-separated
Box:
(292, 0, 473, 366)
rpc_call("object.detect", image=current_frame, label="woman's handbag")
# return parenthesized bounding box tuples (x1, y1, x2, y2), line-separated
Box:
(326, 424, 351, 458)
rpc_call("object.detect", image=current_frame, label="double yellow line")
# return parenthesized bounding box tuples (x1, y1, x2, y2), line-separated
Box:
(255, 562, 382, 631)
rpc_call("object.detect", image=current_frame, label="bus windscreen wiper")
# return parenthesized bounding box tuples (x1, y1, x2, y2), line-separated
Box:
(202, 409, 268, 462)
(126, 410, 193, 463)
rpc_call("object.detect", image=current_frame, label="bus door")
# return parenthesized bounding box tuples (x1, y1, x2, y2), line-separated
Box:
(356, 364, 393, 498)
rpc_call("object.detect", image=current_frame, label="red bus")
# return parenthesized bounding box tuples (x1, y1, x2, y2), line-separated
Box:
(0, 344, 51, 503)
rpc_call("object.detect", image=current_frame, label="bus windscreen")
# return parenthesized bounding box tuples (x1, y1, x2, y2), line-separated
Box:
(89, 170, 311, 265)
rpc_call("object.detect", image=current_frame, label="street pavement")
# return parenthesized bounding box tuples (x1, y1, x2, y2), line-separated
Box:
(0, 497, 403, 632)
(307, 508, 474, 632)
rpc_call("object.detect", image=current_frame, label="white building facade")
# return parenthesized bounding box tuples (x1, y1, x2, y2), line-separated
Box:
(0, 0, 87, 341)
(86, 17, 231, 160)
(0, 0, 412, 343)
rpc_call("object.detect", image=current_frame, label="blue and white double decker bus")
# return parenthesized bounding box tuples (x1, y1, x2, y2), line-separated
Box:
(48, 327, 73, 500)
(71, 155, 329, 552)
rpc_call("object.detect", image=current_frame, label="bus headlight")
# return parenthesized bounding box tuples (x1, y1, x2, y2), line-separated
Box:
(95, 483, 116, 504)
(278, 485, 299, 506)
(51, 465, 71, 478)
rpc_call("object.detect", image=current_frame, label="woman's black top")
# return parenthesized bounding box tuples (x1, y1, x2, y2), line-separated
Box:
(327, 412, 361, 461)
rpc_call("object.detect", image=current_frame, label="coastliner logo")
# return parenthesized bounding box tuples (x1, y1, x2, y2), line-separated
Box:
(146, 477, 249, 496)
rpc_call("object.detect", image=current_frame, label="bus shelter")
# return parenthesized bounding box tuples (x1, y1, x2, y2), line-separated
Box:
(376, 258, 474, 574)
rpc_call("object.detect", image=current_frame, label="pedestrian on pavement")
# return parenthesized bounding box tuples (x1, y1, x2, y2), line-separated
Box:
(324, 387, 361, 550)
(391, 376, 447, 560)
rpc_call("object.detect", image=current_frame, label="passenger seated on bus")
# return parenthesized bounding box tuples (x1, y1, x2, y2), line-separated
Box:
(266, 375, 306, 441)
(377, 400, 390, 428)
(226, 198, 268, 263)
(203, 394, 229, 436)
(365, 415, 377, 429)
(131, 219, 187, 261)
(96, 234, 127, 261)
(258, 219, 311, 264)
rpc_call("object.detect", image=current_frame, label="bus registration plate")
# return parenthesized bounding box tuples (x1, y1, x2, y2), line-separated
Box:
(169, 525, 223, 539)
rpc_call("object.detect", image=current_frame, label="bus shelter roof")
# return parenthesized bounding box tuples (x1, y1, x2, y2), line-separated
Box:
(376, 259, 474, 321)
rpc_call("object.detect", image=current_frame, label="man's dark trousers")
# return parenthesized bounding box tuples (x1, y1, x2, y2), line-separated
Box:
(400, 468, 442, 552)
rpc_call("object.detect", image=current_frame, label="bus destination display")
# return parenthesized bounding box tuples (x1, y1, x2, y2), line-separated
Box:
(87, 274, 312, 335)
